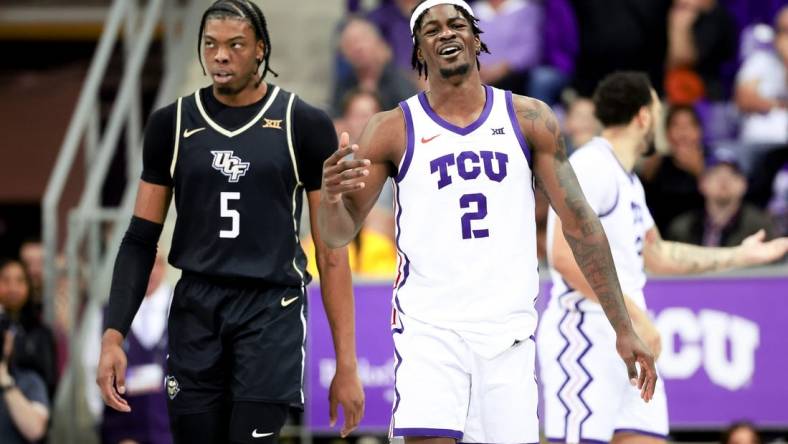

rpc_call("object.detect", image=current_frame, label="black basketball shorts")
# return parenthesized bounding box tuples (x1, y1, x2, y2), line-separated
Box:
(165, 272, 306, 415)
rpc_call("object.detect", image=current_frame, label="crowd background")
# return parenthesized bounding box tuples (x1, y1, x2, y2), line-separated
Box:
(0, 0, 786, 443)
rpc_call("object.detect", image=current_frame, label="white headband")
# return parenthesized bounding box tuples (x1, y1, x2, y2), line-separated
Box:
(409, 0, 475, 41)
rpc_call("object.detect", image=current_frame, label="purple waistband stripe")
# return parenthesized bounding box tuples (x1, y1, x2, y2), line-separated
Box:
(393, 428, 464, 440)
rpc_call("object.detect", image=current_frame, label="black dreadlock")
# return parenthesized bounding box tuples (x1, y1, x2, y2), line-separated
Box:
(198, 0, 278, 86)
(410, 1, 490, 79)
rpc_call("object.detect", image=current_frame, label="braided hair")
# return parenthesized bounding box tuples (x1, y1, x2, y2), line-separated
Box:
(198, 0, 278, 86)
(409, 1, 489, 79)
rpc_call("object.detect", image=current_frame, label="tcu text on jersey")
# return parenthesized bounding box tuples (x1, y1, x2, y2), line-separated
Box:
(211, 150, 250, 182)
(429, 150, 509, 189)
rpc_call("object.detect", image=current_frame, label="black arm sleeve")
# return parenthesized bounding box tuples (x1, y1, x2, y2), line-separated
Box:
(104, 216, 163, 336)
(140, 103, 177, 187)
(292, 97, 338, 191)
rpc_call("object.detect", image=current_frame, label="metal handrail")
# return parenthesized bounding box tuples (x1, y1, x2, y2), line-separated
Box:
(41, 0, 127, 325)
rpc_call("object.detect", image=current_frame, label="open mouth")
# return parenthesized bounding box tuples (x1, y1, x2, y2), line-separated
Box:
(438, 44, 462, 59)
(212, 72, 234, 83)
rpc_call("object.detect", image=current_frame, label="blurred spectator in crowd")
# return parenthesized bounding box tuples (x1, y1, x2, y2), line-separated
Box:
(641, 104, 706, 233)
(17, 240, 42, 302)
(569, 0, 671, 97)
(721, 421, 761, 444)
(0, 259, 57, 398)
(99, 254, 172, 444)
(665, 0, 737, 103)
(768, 163, 788, 236)
(668, 149, 775, 246)
(734, 6, 788, 150)
(527, 0, 578, 105)
(334, 89, 384, 144)
(0, 314, 50, 444)
(332, 17, 417, 116)
(563, 96, 600, 152)
(473, 0, 543, 94)
(366, 0, 419, 73)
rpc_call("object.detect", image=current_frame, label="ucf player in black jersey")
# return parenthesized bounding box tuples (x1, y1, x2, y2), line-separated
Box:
(96, 1, 364, 442)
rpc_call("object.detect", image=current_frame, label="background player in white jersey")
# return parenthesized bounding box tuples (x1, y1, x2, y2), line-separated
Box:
(319, 2, 658, 442)
(539, 71, 788, 444)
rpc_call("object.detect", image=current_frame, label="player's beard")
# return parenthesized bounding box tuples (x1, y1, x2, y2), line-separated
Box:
(642, 125, 658, 157)
(439, 62, 470, 79)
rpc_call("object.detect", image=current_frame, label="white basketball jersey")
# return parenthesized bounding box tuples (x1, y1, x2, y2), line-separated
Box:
(547, 137, 655, 312)
(392, 85, 539, 358)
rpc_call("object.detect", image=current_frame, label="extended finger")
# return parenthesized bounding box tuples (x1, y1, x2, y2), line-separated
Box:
(323, 159, 371, 177)
(325, 181, 366, 195)
(325, 143, 359, 167)
(638, 355, 657, 401)
(341, 400, 360, 438)
(338, 167, 370, 181)
(625, 357, 638, 387)
(99, 373, 129, 411)
(329, 396, 338, 428)
(113, 360, 127, 396)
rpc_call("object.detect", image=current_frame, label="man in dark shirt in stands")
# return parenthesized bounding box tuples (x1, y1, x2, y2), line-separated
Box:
(95, 1, 364, 443)
(668, 149, 777, 246)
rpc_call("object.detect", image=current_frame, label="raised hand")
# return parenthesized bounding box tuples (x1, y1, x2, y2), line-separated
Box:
(616, 330, 658, 402)
(321, 132, 371, 204)
(738, 229, 788, 266)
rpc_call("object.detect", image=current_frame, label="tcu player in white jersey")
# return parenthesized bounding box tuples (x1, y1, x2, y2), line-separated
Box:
(319, 2, 657, 443)
(539, 71, 788, 444)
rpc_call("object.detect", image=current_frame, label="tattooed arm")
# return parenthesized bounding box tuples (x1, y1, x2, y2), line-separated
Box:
(644, 226, 788, 275)
(514, 95, 657, 400)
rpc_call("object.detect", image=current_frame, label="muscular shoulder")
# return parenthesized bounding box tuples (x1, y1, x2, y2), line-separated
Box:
(510, 94, 561, 152)
(357, 107, 406, 164)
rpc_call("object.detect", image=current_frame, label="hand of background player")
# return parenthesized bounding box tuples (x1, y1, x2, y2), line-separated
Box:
(328, 366, 365, 437)
(736, 230, 788, 266)
(96, 329, 131, 412)
(615, 330, 657, 402)
(321, 132, 370, 204)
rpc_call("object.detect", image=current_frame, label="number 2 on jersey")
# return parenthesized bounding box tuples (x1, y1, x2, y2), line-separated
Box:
(460, 193, 489, 239)
(220, 192, 240, 238)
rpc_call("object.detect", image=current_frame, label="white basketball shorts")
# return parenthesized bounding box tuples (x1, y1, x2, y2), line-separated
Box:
(389, 311, 539, 443)
(537, 303, 669, 443)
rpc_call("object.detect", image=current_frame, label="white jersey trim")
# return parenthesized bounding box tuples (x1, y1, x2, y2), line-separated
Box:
(194, 85, 280, 138)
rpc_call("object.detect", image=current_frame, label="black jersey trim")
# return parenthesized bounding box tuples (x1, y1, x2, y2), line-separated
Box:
(193, 85, 281, 138)
(169, 97, 183, 177)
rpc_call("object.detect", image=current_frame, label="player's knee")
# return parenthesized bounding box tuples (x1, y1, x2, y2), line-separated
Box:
(229, 401, 289, 444)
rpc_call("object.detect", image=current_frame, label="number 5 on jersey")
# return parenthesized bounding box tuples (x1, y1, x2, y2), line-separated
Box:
(220, 192, 240, 238)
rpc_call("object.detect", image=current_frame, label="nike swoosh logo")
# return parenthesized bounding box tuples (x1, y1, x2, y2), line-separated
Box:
(183, 127, 206, 138)
(421, 134, 441, 143)
(281, 296, 299, 307)
(252, 430, 274, 438)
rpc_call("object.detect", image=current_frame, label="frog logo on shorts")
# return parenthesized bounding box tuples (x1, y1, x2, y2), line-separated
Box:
(211, 150, 250, 183)
(165, 375, 180, 400)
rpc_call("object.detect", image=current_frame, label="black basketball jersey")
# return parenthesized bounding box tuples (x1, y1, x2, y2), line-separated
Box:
(168, 85, 309, 285)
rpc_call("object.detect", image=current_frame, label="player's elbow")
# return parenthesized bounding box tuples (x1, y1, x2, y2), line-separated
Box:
(314, 243, 350, 271)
